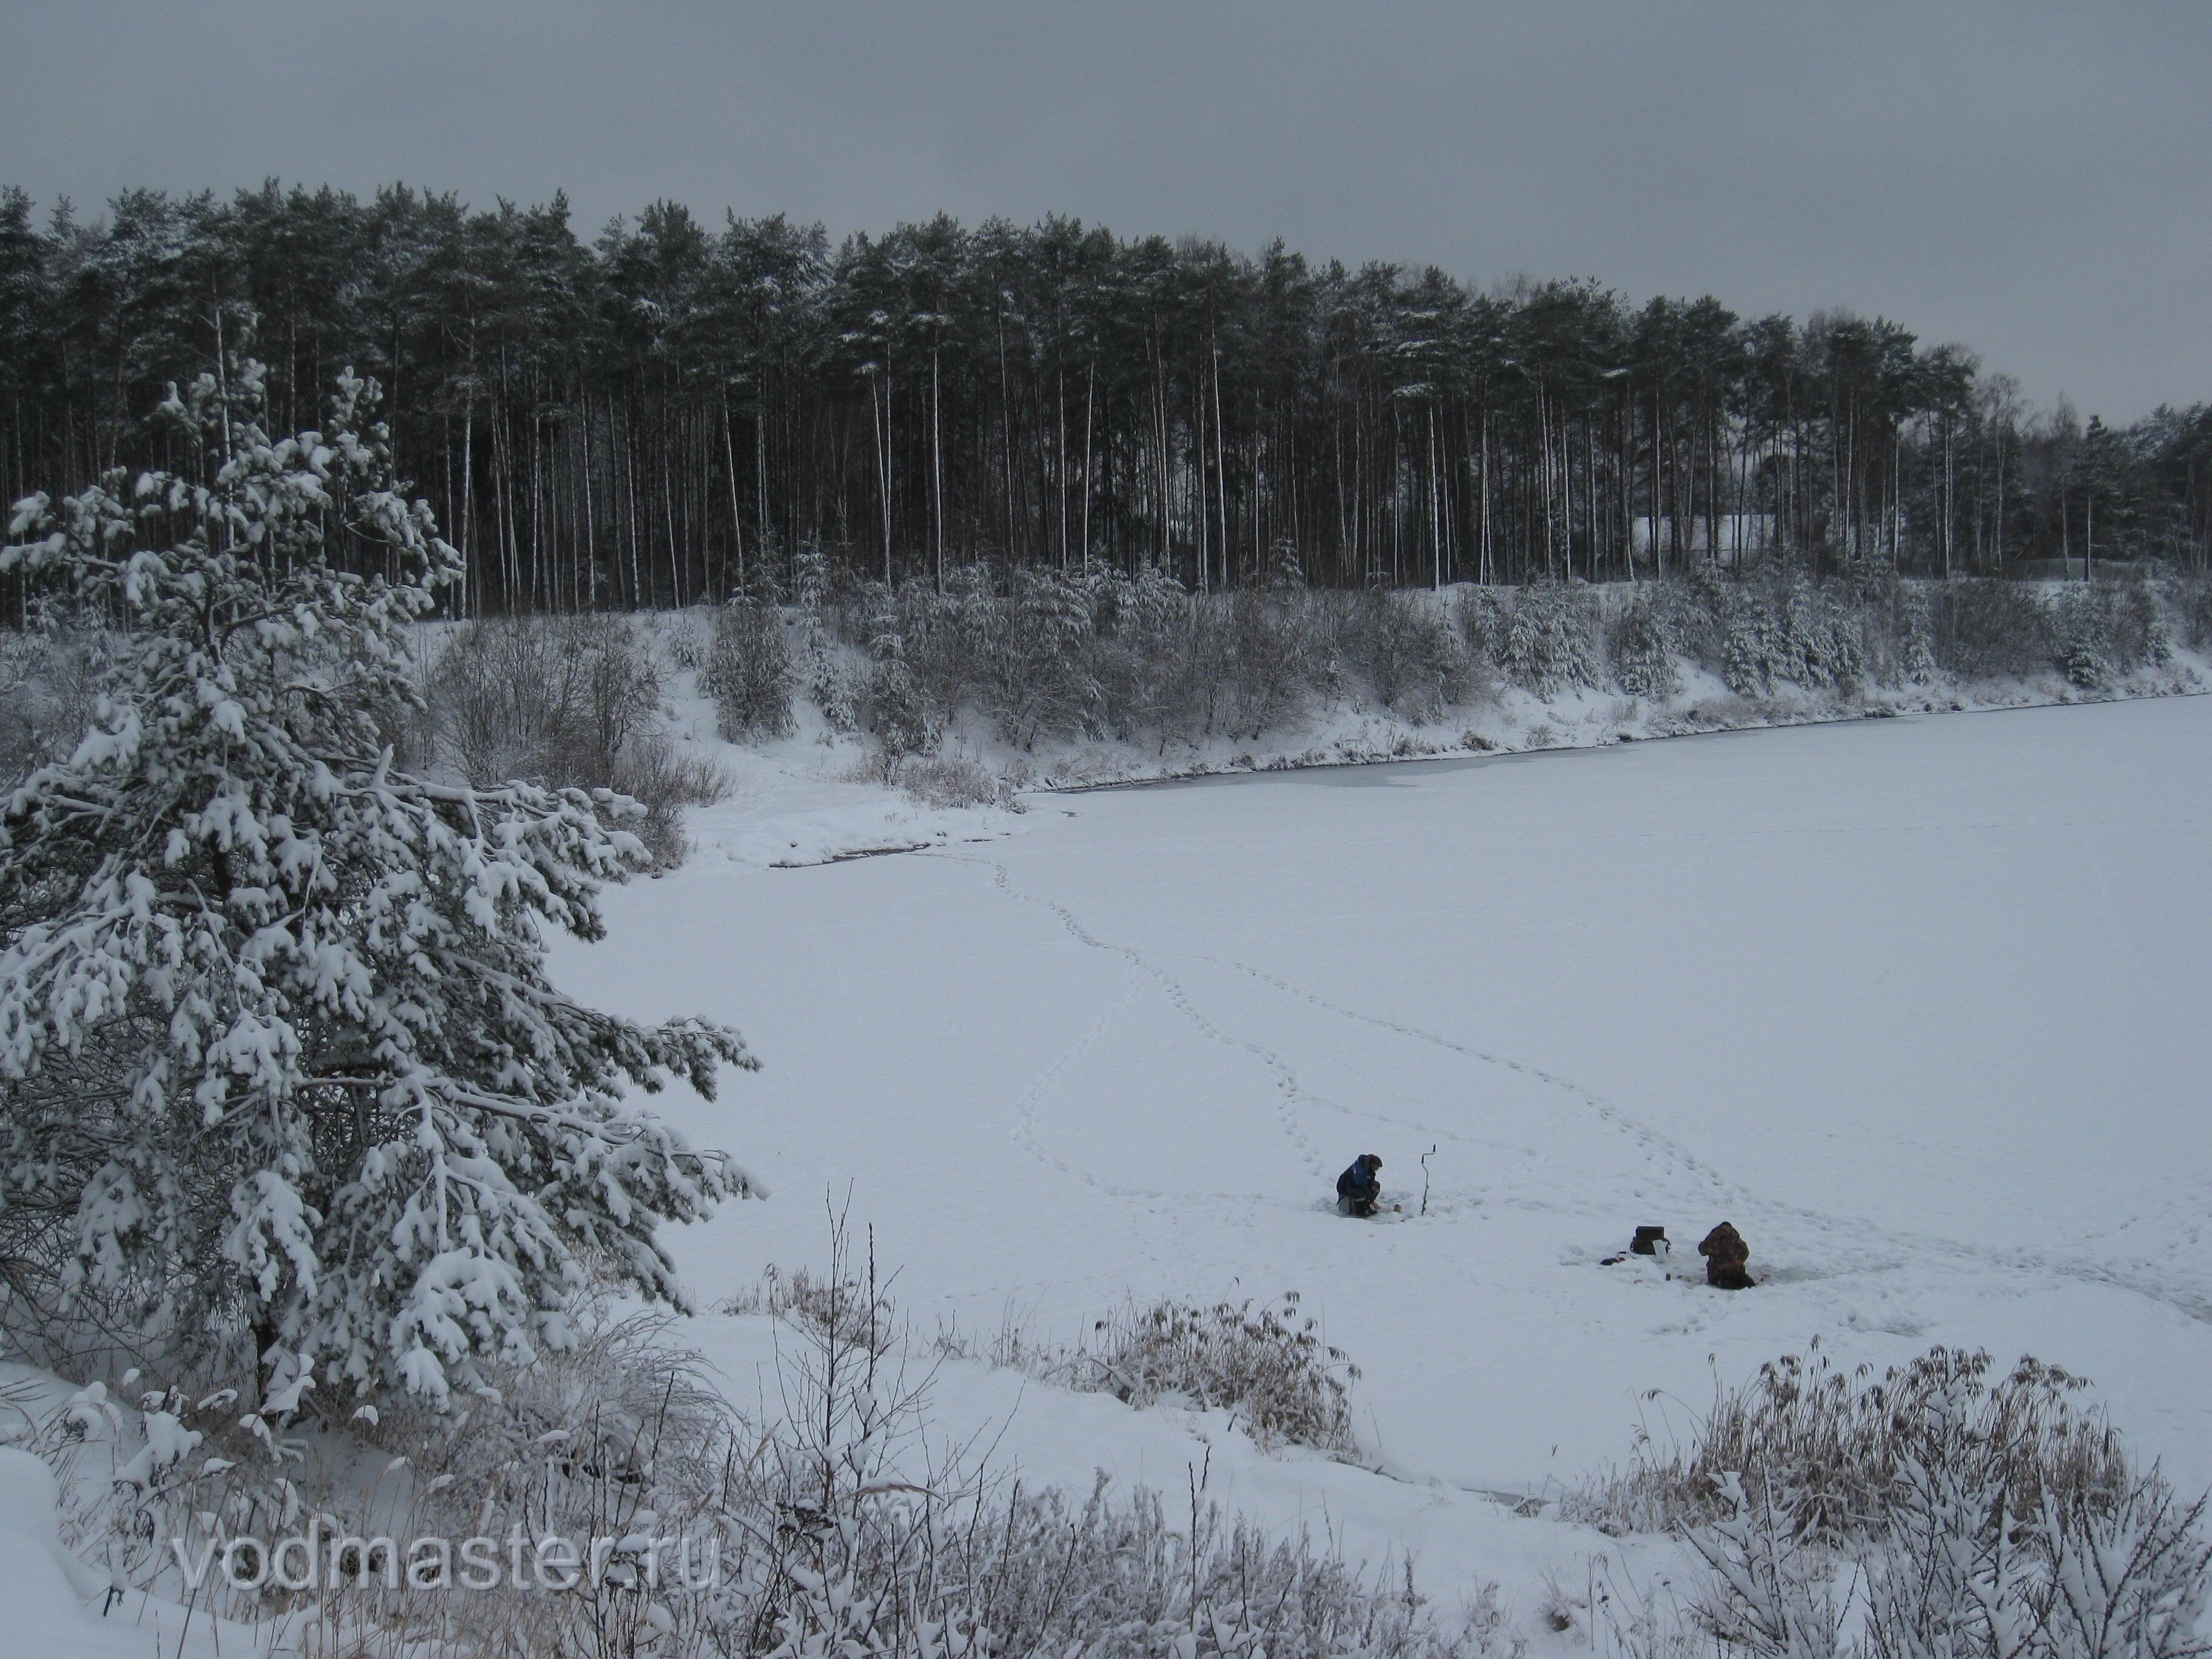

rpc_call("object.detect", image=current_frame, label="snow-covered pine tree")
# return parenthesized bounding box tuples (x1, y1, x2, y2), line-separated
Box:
(0, 363, 757, 1406)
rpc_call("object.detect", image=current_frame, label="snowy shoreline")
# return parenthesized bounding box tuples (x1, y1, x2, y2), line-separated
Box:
(1040, 678, 2212, 796)
(677, 648, 2209, 869)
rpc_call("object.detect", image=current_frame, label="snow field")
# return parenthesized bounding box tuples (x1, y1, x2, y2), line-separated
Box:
(540, 690, 2212, 1618)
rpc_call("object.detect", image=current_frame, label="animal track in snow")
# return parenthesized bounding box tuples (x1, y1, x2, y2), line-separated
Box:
(1196, 953, 2212, 1325)
(939, 854, 1332, 1185)
(929, 852, 2212, 1331)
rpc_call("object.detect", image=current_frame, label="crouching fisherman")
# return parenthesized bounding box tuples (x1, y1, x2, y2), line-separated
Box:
(1336, 1153, 1383, 1218)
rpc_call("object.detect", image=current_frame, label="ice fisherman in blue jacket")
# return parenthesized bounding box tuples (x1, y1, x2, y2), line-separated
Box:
(1336, 1153, 1382, 1218)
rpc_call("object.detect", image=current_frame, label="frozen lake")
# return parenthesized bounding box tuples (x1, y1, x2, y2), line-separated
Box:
(553, 694, 2212, 1500)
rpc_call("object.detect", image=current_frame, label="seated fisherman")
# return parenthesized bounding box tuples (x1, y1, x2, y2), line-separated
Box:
(1336, 1153, 1383, 1218)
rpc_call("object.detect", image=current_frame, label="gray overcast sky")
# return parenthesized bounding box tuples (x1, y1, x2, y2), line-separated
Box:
(4, 2, 2205, 421)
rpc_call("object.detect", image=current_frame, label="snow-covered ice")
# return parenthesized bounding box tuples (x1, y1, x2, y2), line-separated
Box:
(541, 690, 2212, 1603)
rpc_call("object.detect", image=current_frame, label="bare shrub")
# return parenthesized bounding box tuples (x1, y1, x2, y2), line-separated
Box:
(723, 1258, 897, 1358)
(610, 736, 732, 867)
(948, 1291, 1362, 1457)
(1558, 1344, 2212, 1659)
(1220, 586, 1321, 736)
(2176, 574, 2212, 650)
(427, 613, 656, 785)
(422, 614, 723, 867)
(900, 754, 1026, 811)
(1926, 578, 2057, 680)
(1346, 591, 1475, 722)
(700, 599, 796, 740)
(1565, 1344, 2134, 1544)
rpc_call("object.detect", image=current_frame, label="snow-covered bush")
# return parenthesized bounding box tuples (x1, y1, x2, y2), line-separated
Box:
(863, 566, 1110, 750)
(58, 1219, 1503, 1657)
(2049, 577, 2171, 691)
(860, 570, 1476, 758)
(1264, 532, 1307, 590)
(1670, 568, 1869, 698)
(1090, 562, 1197, 738)
(986, 568, 1109, 745)
(1607, 591, 1681, 701)
(725, 561, 2187, 773)
(1775, 575, 1868, 691)
(1718, 609, 1786, 697)
(1684, 1376, 2211, 1659)
(2054, 594, 2116, 689)
(699, 598, 796, 739)
(1685, 1475, 1848, 1659)
(1894, 585, 1940, 684)
(862, 657, 941, 781)
(1071, 1292, 1361, 1455)
(779, 534, 868, 732)
(1477, 584, 1603, 699)
(665, 611, 708, 671)
(803, 637, 863, 732)
(0, 363, 757, 1404)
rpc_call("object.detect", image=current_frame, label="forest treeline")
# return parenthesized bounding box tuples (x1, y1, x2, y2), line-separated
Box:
(3, 181, 2210, 615)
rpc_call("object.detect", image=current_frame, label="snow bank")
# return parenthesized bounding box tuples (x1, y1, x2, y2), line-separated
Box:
(0, 1447, 121, 1657)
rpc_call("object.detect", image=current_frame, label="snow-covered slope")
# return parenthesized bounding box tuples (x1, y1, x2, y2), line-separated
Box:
(628, 594, 2208, 868)
(545, 691, 2212, 1607)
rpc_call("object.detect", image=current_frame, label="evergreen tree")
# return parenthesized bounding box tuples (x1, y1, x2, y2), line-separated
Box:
(0, 362, 754, 1404)
(2071, 415, 2132, 571)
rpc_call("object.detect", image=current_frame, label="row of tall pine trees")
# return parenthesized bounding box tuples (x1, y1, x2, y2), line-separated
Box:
(2, 183, 2208, 615)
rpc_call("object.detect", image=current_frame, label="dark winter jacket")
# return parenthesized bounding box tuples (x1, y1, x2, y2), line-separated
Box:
(1336, 1159, 1379, 1204)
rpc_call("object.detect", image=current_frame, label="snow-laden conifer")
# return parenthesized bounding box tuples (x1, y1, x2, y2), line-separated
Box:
(0, 363, 756, 1405)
